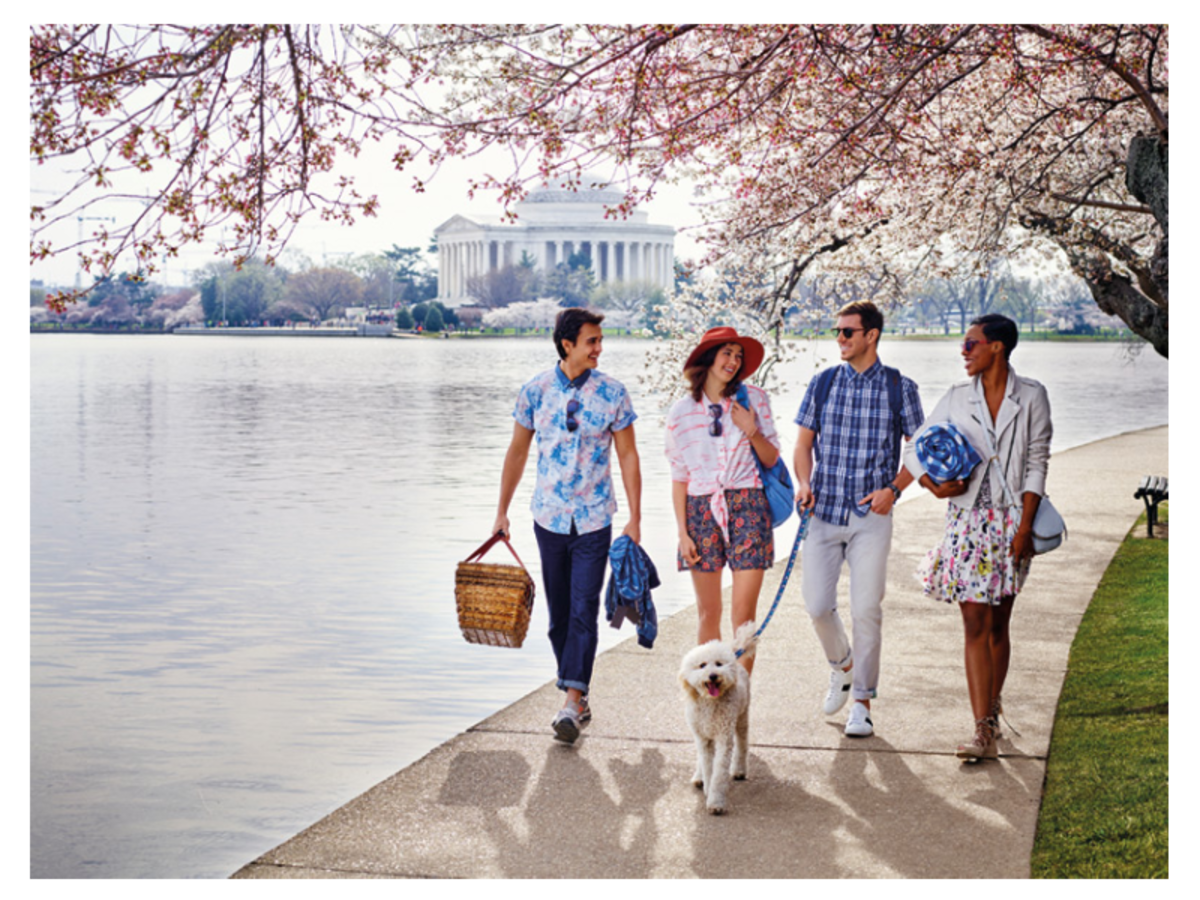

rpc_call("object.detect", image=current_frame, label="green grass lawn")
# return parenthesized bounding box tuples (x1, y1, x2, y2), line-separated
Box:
(1031, 504, 1168, 878)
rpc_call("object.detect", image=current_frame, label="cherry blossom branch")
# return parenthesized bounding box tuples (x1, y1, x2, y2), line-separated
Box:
(1018, 24, 1167, 138)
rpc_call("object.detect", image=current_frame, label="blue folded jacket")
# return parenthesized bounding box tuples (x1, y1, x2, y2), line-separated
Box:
(916, 422, 984, 484)
(604, 535, 659, 649)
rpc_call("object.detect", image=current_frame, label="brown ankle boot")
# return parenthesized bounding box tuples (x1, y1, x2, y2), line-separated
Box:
(956, 717, 998, 761)
(989, 698, 1003, 739)
(989, 696, 1021, 739)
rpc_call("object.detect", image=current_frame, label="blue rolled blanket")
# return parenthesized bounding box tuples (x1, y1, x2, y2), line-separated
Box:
(916, 423, 983, 484)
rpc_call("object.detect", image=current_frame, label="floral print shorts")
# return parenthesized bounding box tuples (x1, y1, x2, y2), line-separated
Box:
(679, 488, 774, 572)
(918, 503, 1031, 605)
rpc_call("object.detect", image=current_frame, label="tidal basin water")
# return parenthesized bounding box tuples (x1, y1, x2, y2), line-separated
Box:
(30, 333, 1167, 878)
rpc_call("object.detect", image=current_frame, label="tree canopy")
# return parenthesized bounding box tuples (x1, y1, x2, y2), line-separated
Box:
(31, 24, 1167, 354)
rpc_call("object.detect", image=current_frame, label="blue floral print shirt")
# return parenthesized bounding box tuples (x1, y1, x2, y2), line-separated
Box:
(514, 365, 638, 535)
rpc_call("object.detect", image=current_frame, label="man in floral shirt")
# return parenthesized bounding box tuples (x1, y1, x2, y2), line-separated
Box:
(494, 308, 642, 743)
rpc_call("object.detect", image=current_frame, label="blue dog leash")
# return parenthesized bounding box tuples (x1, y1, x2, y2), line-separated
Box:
(735, 504, 813, 658)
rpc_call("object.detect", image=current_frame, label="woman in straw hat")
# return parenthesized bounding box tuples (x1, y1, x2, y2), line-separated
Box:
(665, 327, 781, 674)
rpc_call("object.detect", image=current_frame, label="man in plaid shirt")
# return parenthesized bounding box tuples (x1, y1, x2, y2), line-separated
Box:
(793, 301, 924, 738)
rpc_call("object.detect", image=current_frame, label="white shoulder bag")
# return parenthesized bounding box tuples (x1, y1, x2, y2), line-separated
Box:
(976, 415, 1065, 555)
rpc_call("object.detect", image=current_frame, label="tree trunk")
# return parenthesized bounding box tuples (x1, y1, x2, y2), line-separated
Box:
(1022, 141, 1169, 359)
(1069, 248, 1169, 357)
(1125, 135, 1169, 313)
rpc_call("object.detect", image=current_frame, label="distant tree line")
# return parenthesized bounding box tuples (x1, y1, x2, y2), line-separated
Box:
(32, 242, 439, 330)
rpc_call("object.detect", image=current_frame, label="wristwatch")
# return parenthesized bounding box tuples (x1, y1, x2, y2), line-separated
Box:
(887, 482, 902, 501)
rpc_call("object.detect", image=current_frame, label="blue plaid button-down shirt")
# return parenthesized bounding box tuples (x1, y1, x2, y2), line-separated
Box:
(795, 361, 924, 526)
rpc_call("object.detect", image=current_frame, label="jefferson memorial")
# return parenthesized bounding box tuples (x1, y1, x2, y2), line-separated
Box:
(434, 178, 676, 306)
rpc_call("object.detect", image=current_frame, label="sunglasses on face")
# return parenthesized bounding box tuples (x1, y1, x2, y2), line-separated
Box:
(830, 327, 865, 339)
(708, 403, 723, 437)
(961, 338, 989, 353)
(566, 398, 581, 432)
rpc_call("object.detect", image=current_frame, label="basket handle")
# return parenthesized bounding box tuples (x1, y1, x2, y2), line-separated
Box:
(464, 531, 531, 571)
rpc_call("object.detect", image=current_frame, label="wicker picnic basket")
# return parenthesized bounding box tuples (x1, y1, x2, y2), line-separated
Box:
(455, 533, 536, 648)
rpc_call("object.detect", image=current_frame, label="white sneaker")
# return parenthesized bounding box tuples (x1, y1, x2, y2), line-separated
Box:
(845, 701, 873, 737)
(823, 666, 853, 715)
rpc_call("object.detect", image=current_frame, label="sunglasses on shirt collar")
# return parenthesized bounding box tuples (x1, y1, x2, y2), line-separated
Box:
(708, 403, 723, 437)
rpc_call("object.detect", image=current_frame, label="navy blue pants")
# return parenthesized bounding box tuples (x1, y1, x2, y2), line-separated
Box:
(534, 522, 612, 695)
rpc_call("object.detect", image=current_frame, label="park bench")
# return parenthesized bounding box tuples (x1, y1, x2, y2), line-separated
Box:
(1134, 476, 1168, 537)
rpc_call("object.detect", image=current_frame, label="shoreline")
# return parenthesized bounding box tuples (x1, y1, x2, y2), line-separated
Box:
(233, 426, 1168, 879)
(30, 326, 1140, 344)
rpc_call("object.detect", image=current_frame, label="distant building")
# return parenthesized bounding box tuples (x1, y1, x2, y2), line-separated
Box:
(434, 178, 676, 307)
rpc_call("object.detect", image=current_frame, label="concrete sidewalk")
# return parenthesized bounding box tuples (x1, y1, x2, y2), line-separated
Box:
(233, 426, 1167, 879)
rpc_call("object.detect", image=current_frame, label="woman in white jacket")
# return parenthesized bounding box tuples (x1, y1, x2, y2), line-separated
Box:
(904, 314, 1052, 762)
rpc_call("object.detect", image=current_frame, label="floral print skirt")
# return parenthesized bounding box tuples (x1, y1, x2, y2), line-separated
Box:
(918, 504, 1031, 605)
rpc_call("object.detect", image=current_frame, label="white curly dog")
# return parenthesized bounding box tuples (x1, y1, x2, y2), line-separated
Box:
(678, 621, 758, 815)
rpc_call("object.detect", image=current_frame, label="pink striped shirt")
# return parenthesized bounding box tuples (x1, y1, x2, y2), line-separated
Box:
(664, 384, 781, 542)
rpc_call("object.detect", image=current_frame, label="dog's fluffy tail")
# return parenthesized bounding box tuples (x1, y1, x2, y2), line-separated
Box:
(733, 620, 759, 661)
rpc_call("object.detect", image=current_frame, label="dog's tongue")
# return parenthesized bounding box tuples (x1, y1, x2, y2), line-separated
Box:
(706, 683, 720, 697)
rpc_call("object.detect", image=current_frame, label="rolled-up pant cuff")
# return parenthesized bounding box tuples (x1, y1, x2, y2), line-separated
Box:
(557, 679, 589, 694)
(829, 649, 853, 670)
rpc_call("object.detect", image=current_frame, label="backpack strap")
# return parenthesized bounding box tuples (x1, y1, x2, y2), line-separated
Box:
(812, 365, 838, 434)
(882, 365, 904, 473)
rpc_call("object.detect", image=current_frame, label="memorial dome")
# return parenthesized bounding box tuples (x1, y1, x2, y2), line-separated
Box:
(435, 172, 674, 307)
(523, 175, 626, 206)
